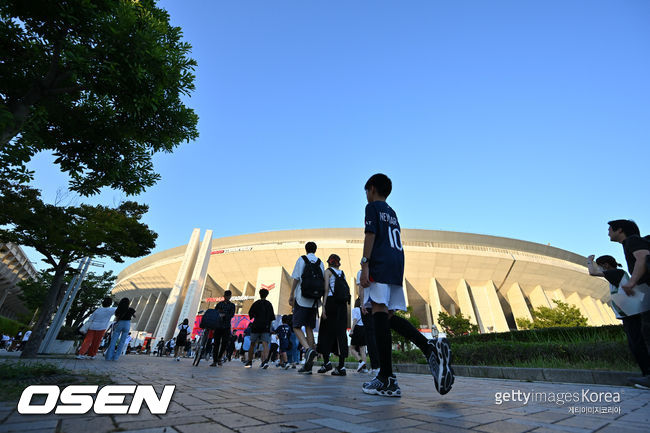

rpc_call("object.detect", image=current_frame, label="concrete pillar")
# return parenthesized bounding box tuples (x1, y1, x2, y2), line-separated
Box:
(402, 278, 410, 308)
(146, 292, 168, 334)
(428, 278, 444, 331)
(155, 229, 201, 340)
(546, 289, 566, 304)
(596, 299, 618, 324)
(130, 296, 143, 315)
(136, 293, 156, 330)
(581, 295, 605, 326)
(178, 230, 213, 336)
(456, 279, 478, 325)
(507, 282, 533, 328)
(529, 285, 551, 310)
(565, 292, 595, 325)
(469, 281, 509, 333)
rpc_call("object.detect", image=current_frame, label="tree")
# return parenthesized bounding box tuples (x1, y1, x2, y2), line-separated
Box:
(0, 0, 198, 195)
(437, 311, 479, 337)
(19, 270, 117, 329)
(392, 306, 421, 352)
(0, 181, 157, 358)
(516, 300, 588, 329)
(64, 271, 116, 329)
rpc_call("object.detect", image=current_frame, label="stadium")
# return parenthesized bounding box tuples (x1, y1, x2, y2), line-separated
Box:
(111, 228, 614, 343)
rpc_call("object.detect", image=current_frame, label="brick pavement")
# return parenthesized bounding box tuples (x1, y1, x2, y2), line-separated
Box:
(0, 355, 648, 433)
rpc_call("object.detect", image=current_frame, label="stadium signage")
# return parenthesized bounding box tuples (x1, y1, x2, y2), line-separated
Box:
(17, 385, 175, 415)
(210, 246, 253, 255)
(205, 295, 255, 302)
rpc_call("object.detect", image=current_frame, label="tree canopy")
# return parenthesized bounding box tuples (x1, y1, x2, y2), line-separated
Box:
(18, 269, 116, 329)
(0, 0, 199, 195)
(0, 180, 157, 357)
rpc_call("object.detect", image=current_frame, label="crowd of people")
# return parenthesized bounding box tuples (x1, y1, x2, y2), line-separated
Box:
(183, 174, 455, 398)
(0, 329, 31, 351)
(7, 173, 649, 398)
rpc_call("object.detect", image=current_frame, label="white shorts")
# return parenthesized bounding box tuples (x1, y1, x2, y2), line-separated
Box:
(363, 282, 406, 312)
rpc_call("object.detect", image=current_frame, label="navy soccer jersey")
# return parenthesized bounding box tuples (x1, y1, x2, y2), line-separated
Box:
(364, 201, 404, 285)
(276, 324, 291, 341)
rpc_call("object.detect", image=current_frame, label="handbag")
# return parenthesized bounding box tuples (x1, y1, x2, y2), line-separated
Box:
(79, 321, 90, 335)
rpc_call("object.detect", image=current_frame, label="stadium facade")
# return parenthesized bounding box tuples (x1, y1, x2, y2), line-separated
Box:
(0, 243, 37, 320)
(111, 228, 615, 342)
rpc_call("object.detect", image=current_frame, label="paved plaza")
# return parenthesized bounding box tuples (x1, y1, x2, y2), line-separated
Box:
(0, 355, 648, 433)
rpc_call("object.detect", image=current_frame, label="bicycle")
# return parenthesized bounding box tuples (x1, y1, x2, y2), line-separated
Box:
(192, 331, 211, 367)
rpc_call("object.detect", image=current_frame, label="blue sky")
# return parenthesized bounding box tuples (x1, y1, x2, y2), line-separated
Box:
(26, 0, 650, 276)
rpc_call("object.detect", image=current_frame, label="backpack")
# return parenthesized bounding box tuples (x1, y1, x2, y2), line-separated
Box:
(300, 256, 325, 300)
(177, 325, 189, 339)
(200, 309, 225, 330)
(329, 268, 351, 304)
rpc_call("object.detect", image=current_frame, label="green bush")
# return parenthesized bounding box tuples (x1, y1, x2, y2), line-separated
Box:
(438, 311, 479, 336)
(0, 316, 28, 337)
(449, 325, 625, 345)
(516, 300, 588, 329)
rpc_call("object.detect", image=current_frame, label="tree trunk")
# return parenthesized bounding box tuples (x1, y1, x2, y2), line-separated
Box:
(20, 267, 67, 358)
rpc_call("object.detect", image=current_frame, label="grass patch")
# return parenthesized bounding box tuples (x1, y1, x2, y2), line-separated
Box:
(0, 362, 113, 402)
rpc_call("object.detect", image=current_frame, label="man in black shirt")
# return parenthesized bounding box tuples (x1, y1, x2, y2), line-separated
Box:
(247, 288, 275, 368)
(211, 290, 236, 367)
(607, 219, 650, 389)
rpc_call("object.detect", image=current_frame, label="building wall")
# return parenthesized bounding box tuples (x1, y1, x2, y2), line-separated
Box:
(111, 228, 615, 337)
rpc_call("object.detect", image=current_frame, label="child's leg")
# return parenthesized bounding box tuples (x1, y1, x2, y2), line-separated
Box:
(389, 315, 431, 355)
(371, 301, 393, 378)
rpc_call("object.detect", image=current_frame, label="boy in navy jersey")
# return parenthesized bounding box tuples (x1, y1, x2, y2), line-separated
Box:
(359, 173, 454, 397)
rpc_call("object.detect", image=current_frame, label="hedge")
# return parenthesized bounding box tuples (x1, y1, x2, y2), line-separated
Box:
(448, 325, 625, 344)
(451, 341, 634, 365)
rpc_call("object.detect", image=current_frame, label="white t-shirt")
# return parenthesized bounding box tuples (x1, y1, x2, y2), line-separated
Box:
(291, 253, 325, 308)
(88, 307, 117, 331)
(352, 307, 363, 326)
(22, 331, 32, 341)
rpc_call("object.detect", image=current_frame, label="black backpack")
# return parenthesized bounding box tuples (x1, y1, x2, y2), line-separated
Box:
(177, 325, 189, 339)
(329, 268, 351, 304)
(300, 256, 325, 300)
(200, 308, 225, 330)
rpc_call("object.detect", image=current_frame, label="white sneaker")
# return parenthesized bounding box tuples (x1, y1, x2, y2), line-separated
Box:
(357, 361, 366, 372)
(75, 355, 87, 360)
(176, 357, 180, 361)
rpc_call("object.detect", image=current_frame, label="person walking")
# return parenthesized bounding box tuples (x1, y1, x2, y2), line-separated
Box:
(76, 297, 116, 360)
(156, 338, 165, 357)
(105, 298, 136, 361)
(288, 242, 325, 374)
(359, 173, 454, 397)
(356, 270, 380, 376)
(175, 319, 191, 361)
(210, 290, 236, 366)
(317, 254, 350, 376)
(246, 288, 275, 368)
(349, 297, 369, 373)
